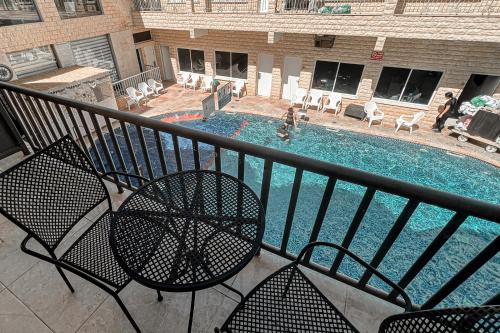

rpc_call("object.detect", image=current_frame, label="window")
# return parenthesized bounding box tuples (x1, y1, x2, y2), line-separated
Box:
(0, 0, 41, 26)
(177, 48, 205, 74)
(70, 35, 119, 82)
(8, 46, 58, 79)
(374, 67, 443, 105)
(133, 31, 152, 44)
(312, 61, 364, 95)
(53, 0, 102, 19)
(215, 51, 248, 79)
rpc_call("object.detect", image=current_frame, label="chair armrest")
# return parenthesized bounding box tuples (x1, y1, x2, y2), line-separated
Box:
(100, 171, 150, 183)
(296, 241, 413, 312)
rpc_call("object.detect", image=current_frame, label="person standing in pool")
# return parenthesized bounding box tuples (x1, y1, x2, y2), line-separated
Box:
(433, 92, 458, 133)
(281, 107, 298, 128)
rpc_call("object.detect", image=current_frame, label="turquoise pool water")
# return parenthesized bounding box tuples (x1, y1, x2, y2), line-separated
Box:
(94, 111, 499, 308)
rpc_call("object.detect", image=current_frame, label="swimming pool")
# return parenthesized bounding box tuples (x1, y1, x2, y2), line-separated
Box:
(93, 111, 500, 308)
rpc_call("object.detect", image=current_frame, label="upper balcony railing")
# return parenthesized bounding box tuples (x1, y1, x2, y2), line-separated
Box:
(132, 0, 500, 15)
(0, 80, 499, 310)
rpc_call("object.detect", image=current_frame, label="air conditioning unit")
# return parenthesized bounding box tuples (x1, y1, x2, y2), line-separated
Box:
(314, 35, 335, 48)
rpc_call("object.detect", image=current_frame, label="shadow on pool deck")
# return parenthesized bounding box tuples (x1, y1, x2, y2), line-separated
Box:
(120, 82, 500, 168)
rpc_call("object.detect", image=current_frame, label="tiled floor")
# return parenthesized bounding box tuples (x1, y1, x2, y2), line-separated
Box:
(124, 82, 499, 167)
(0, 176, 402, 333)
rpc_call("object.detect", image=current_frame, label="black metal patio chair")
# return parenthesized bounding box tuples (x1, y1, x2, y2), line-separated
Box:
(379, 305, 500, 332)
(215, 241, 413, 333)
(0, 135, 149, 333)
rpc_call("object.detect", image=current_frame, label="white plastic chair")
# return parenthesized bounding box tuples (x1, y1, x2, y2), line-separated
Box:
(179, 72, 191, 88)
(147, 79, 164, 95)
(395, 111, 426, 134)
(138, 82, 154, 99)
(291, 88, 308, 109)
(232, 79, 246, 99)
(186, 73, 201, 90)
(364, 101, 384, 127)
(125, 87, 146, 111)
(201, 76, 214, 93)
(305, 89, 324, 111)
(322, 92, 342, 115)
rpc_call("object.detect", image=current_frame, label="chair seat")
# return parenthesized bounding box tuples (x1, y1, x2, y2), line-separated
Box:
(60, 211, 130, 289)
(220, 265, 359, 333)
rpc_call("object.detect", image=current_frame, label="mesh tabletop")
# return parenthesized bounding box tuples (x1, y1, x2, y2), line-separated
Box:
(110, 170, 265, 292)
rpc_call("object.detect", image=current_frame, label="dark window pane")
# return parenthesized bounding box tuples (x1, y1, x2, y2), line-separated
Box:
(216, 51, 231, 77)
(401, 70, 442, 104)
(178, 48, 191, 72)
(231, 53, 248, 79)
(0, 0, 40, 26)
(190, 50, 205, 74)
(54, 0, 102, 19)
(374, 67, 411, 100)
(312, 61, 338, 91)
(334, 63, 364, 95)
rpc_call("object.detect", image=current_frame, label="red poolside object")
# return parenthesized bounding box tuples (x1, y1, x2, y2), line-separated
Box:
(161, 113, 203, 123)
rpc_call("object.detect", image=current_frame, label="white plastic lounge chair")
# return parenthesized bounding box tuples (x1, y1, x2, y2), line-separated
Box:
(125, 87, 146, 111)
(305, 89, 324, 111)
(147, 79, 164, 95)
(322, 92, 342, 115)
(364, 101, 384, 127)
(232, 79, 246, 99)
(291, 88, 308, 109)
(186, 73, 201, 90)
(395, 111, 426, 134)
(179, 72, 191, 88)
(201, 76, 214, 93)
(138, 82, 154, 99)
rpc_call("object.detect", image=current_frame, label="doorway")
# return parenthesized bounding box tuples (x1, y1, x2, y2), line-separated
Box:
(135, 49, 143, 72)
(160, 46, 174, 81)
(458, 74, 500, 105)
(257, 54, 273, 97)
(282, 56, 302, 100)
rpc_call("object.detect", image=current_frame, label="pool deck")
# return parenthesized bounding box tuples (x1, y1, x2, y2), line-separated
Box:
(127, 82, 500, 168)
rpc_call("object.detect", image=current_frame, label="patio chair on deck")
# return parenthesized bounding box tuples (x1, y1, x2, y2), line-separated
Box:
(201, 76, 214, 93)
(186, 73, 201, 90)
(395, 111, 426, 134)
(179, 72, 191, 88)
(305, 89, 324, 111)
(147, 78, 165, 95)
(215, 241, 412, 333)
(232, 79, 246, 99)
(322, 92, 343, 115)
(126, 87, 146, 111)
(291, 87, 308, 109)
(138, 82, 155, 99)
(0, 136, 152, 333)
(364, 101, 384, 127)
(379, 305, 499, 332)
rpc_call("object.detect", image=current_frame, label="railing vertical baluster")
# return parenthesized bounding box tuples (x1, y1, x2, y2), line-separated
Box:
(43, 100, 63, 138)
(260, 159, 273, 212)
(388, 212, 468, 299)
(14, 93, 47, 147)
(172, 134, 183, 172)
(280, 168, 303, 255)
(136, 125, 155, 180)
(76, 109, 106, 172)
(302, 177, 337, 264)
(237, 152, 245, 181)
(330, 188, 376, 274)
(422, 236, 500, 309)
(63, 105, 92, 158)
(155, 130, 169, 176)
(120, 121, 143, 185)
(358, 199, 420, 287)
(25, 96, 52, 144)
(484, 293, 500, 305)
(105, 117, 132, 189)
(214, 146, 222, 172)
(191, 139, 201, 170)
(33, 98, 57, 141)
(90, 113, 123, 193)
(1, 90, 37, 150)
(54, 103, 73, 136)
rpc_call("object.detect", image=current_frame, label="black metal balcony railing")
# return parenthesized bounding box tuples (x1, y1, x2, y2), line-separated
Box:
(0, 80, 499, 310)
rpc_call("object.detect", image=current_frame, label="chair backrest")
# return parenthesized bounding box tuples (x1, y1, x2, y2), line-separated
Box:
(203, 76, 213, 85)
(0, 136, 109, 250)
(364, 101, 378, 116)
(379, 305, 499, 333)
(191, 74, 200, 82)
(126, 87, 140, 100)
(234, 79, 245, 90)
(309, 89, 324, 104)
(328, 92, 342, 106)
(411, 111, 426, 124)
(147, 79, 157, 87)
(181, 72, 190, 82)
(138, 82, 150, 93)
(294, 88, 308, 102)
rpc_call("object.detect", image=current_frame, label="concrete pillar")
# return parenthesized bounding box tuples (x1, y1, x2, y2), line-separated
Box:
(109, 30, 141, 79)
(53, 43, 76, 68)
(270, 54, 283, 99)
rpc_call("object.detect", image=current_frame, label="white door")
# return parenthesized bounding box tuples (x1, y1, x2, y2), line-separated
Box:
(160, 46, 174, 80)
(282, 56, 302, 100)
(143, 45, 157, 68)
(259, 0, 269, 12)
(257, 54, 273, 97)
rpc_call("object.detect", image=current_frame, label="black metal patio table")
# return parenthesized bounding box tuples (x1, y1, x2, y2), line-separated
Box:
(109, 170, 265, 332)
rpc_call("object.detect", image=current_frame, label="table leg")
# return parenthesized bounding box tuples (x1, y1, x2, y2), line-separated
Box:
(187, 291, 196, 333)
